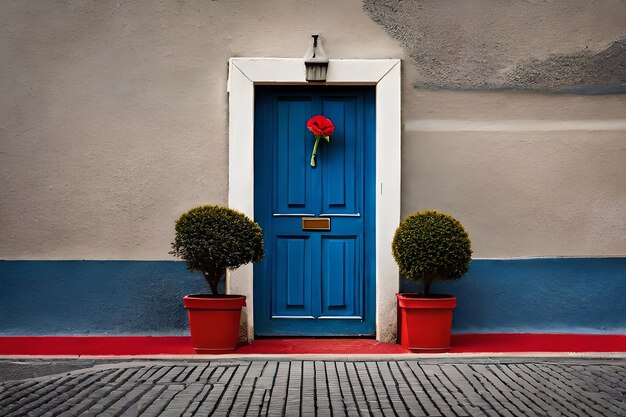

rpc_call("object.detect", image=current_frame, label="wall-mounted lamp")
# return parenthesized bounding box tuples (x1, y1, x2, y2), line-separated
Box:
(304, 35, 329, 82)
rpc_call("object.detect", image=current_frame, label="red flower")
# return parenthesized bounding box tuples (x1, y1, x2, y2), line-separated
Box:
(306, 115, 334, 168)
(307, 115, 335, 137)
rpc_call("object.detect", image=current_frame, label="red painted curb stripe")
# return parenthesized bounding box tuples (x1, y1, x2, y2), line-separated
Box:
(449, 334, 626, 353)
(0, 336, 195, 355)
(0, 334, 624, 356)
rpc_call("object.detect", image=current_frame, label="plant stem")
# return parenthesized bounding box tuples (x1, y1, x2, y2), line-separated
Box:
(310, 136, 321, 167)
(209, 278, 219, 295)
(203, 270, 221, 295)
(422, 279, 432, 298)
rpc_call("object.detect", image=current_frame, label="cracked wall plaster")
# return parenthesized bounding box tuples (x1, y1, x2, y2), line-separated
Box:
(363, 0, 626, 92)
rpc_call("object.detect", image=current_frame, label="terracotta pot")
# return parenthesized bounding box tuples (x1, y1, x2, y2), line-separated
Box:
(183, 294, 246, 354)
(396, 293, 456, 351)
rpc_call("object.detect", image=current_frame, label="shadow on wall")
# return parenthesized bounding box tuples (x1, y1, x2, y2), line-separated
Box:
(363, 0, 626, 93)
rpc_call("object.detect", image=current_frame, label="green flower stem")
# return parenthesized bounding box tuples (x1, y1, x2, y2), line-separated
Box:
(310, 135, 321, 167)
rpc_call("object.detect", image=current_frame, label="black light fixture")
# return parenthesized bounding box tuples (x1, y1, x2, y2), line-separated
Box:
(304, 35, 329, 82)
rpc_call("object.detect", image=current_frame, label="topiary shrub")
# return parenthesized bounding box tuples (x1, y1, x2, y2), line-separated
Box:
(392, 210, 472, 297)
(170, 205, 264, 295)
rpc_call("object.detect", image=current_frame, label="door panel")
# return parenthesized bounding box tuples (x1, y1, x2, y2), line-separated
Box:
(321, 236, 359, 317)
(254, 86, 375, 336)
(276, 98, 312, 212)
(273, 236, 312, 317)
(321, 97, 358, 212)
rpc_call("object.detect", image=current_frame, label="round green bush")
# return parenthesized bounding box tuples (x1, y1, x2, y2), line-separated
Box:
(171, 205, 264, 294)
(392, 210, 472, 296)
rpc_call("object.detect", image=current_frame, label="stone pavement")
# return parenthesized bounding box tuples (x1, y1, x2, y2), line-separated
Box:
(0, 357, 625, 416)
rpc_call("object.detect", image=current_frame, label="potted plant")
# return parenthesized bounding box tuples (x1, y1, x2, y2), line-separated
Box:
(170, 205, 264, 353)
(392, 210, 472, 351)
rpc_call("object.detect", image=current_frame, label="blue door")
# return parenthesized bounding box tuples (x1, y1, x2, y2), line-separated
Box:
(254, 86, 375, 336)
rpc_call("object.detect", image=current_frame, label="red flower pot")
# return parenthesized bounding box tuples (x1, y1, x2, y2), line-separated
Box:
(183, 294, 246, 354)
(397, 293, 456, 352)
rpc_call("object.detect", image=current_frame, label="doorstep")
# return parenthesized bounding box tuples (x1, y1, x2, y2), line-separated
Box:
(0, 334, 624, 356)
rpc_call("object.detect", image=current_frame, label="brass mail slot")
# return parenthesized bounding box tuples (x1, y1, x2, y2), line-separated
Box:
(302, 217, 330, 231)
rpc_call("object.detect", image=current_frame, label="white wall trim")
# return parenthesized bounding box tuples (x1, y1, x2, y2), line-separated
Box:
(227, 58, 401, 343)
(406, 119, 626, 132)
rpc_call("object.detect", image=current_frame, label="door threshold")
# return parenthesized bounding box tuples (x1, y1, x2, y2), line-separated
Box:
(254, 335, 376, 339)
(236, 338, 407, 354)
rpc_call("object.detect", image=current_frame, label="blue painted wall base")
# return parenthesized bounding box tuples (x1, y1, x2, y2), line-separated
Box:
(0, 261, 209, 335)
(401, 258, 626, 334)
(1, 258, 624, 335)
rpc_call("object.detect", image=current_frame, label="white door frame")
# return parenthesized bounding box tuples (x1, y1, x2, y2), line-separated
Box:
(227, 58, 401, 342)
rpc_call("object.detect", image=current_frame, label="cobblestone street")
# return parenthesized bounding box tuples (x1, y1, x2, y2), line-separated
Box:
(1, 358, 625, 416)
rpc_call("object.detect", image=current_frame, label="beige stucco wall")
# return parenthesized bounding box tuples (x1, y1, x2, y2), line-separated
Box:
(403, 89, 626, 257)
(0, 0, 401, 260)
(1, 0, 624, 260)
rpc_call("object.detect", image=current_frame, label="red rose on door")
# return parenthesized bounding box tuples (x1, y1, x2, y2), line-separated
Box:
(307, 115, 335, 167)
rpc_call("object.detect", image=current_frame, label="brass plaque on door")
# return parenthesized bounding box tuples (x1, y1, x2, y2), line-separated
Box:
(302, 217, 330, 231)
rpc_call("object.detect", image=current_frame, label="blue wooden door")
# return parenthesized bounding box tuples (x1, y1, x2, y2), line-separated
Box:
(254, 86, 375, 336)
